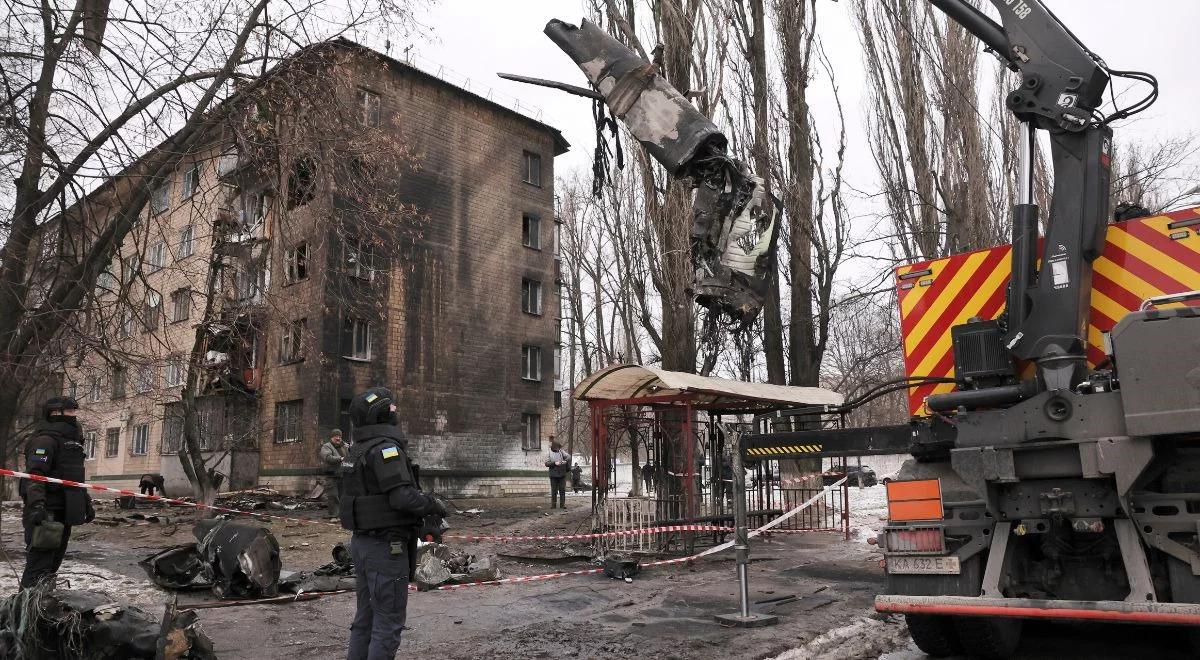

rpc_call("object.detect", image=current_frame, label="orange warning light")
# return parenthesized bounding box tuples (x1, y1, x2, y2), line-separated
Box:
(886, 478, 944, 522)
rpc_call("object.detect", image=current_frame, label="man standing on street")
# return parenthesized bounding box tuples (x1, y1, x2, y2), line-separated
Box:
(340, 387, 444, 660)
(320, 428, 349, 519)
(21, 396, 95, 588)
(545, 437, 570, 509)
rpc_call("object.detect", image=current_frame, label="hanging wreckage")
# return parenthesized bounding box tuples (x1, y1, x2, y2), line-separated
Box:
(505, 19, 778, 326)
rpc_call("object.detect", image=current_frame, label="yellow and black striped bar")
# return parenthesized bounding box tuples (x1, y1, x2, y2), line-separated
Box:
(741, 424, 914, 460)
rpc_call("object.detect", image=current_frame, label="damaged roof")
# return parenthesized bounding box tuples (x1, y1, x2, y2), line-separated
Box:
(573, 364, 844, 413)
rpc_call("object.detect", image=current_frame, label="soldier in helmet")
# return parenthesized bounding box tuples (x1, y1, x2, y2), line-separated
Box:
(20, 395, 95, 588)
(340, 387, 444, 659)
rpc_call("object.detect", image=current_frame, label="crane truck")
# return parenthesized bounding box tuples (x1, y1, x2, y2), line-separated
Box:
(533, 1, 1198, 656)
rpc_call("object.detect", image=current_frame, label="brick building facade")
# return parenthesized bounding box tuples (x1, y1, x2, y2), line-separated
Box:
(41, 40, 567, 497)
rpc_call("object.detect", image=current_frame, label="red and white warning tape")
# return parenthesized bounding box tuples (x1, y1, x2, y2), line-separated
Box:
(0, 467, 344, 529)
(442, 524, 734, 543)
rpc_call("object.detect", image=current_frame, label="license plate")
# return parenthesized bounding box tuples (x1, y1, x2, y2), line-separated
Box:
(887, 554, 961, 575)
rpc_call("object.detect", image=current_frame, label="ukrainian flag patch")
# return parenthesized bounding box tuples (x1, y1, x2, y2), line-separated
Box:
(380, 446, 399, 461)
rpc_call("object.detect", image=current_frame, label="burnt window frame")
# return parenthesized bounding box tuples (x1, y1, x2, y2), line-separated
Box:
(342, 317, 373, 361)
(357, 87, 381, 127)
(522, 213, 541, 250)
(521, 344, 542, 382)
(521, 150, 542, 187)
(284, 242, 309, 284)
(521, 413, 541, 451)
(344, 236, 375, 281)
(274, 400, 303, 444)
(279, 318, 306, 364)
(521, 278, 542, 315)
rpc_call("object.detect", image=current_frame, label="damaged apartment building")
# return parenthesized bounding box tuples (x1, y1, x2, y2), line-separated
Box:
(33, 39, 567, 497)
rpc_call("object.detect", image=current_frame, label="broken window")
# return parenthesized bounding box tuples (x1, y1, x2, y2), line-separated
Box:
(178, 225, 195, 258)
(521, 413, 541, 450)
(88, 376, 102, 403)
(145, 290, 162, 330)
(132, 423, 149, 455)
(358, 88, 381, 127)
(287, 157, 316, 209)
(124, 254, 140, 285)
(111, 366, 126, 400)
(522, 150, 542, 187)
(151, 182, 171, 215)
(105, 428, 120, 457)
(147, 242, 166, 273)
(171, 288, 192, 323)
(521, 344, 541, 381)
(522, 278, 542, 315)
(343, 318, 372, 360)
(182, 162, 202, 198)
(522, 213, 541, 249)
(274, 400, 303, 443)
(84, 431, 97, 460)
(134, 364, 156, 393)
(97, 259, 117, 292)
(118, 306, 134, 339)
(344, 237, 375, 280)
(280, 318, 306, 363)
(285, 243, 309, 283)
(235, 263, 267, 302)
(217, 148, 239, 176)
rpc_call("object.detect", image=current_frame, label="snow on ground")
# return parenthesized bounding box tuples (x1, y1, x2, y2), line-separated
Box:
(769, 614, 913, 660)
(846, 483, 890, 547)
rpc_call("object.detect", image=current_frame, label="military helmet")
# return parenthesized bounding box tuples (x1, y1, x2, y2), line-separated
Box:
(350, 387, 396, 427)
(43, 395, 79, 420)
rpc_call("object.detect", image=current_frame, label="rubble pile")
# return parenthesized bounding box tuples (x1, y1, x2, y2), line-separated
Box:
(215, 487, 323, 512)
(413, 542, 499, 590)
(0, 581, 215, 659)
(140, 519, 282, 598)
(282, 543, 357, 594)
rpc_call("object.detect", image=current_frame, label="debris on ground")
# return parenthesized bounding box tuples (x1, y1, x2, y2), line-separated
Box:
(95, 512, 174, 527)
(413, 542, 499, 590)
(0, 581, 215, 659)
(603, 556, 641, 581)
(140, 518, 282, 598)
(215, 487, 323, 512)
(283, 543, 357, 593)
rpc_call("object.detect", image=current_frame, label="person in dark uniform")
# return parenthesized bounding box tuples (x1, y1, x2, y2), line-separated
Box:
(340, 387, 444, 660)
(20, 396, 95, 588)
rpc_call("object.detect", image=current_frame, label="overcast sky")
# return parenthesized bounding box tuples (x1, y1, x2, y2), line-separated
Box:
(406, 0, 1200, 195)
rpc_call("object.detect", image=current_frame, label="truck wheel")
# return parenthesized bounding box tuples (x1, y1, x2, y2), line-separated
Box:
(954, 617, 1022, 659)
(905, 614, 962, 657)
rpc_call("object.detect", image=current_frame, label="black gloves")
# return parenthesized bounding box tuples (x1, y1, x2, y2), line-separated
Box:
(26, 502, 47, 527)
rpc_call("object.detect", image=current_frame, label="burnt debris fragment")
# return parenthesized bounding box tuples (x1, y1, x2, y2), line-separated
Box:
(140, 518, 282, 599)
(542, 18, 778, 326)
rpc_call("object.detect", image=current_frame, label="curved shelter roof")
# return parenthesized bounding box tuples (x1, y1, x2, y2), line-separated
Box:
(573, 364, 844, 413)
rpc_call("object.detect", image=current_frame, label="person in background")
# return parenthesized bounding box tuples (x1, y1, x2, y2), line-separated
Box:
(340, 387, 444, 660)
(643, 461, 655, 494)
(21, 396, 95, 588)
(571, 463, 584, 493)
(545, 437, 570, 508)
(320, 428, 349, 519)
(139, 473, 165, 497)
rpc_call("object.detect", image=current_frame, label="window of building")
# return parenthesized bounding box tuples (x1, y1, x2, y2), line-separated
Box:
(522, 278, 542, 315)
(522, 150, 542, 187)
(67, 380, 78, 400)
(150, 182, 171, 215)
(119, 306, 134, 339)
(287, 157, 316, 209)
(181, 162, 201, 198)
(111, 366, 126, 400)
(171, 288, 191, 323)
(144, 290, 162, 330)
(236, 262, 267, 302)
(134, 364, 156, 393)
(88, 376, 101, 403)
(132, 423, 149, 455)
(522, 413, 541, 451)
(280, 318, 306, 363)
(274, 400, 303, 443)
(521, 344, 542, 381)
(343, 318, 372, 360)
(522, 213, 541, 250)
(217, 148, 239, 176)
(105, 428, 120, 457)
(344, 237, 375, 281)
(285, 243, 308, 284)
(554, 343, 562, 382)
(358, 88, 381, 127)
(165, 357, 185, 388)
(147, 242, 166, 273)
(84, 431, 97, 460)
(178, 225, 195, 259)
(97, 267, 116, 293)
(124, 254, 140, 284)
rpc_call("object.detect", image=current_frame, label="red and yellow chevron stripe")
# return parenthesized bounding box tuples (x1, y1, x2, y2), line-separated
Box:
(896, 207, 1200, 416)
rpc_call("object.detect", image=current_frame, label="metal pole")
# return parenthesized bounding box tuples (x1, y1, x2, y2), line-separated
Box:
(1018, 121, 1036, 206)
(714, 428, 777, 627)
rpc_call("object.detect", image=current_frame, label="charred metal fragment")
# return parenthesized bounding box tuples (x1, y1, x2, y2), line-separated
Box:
(194, 519, 282, 599)
(543, 19, 778, 325)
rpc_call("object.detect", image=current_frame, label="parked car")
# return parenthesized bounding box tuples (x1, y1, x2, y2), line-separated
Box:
(822, 464, 878, 487)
